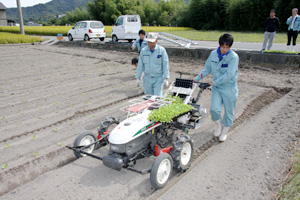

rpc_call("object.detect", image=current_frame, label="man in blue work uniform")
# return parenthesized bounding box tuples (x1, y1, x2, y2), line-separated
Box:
(131, 30, 148, 53)
(135, 32, 170, 96)
(194, 34, 239, 142)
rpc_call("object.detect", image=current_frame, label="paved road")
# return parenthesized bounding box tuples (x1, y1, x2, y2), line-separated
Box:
(41, 35, 300, 52)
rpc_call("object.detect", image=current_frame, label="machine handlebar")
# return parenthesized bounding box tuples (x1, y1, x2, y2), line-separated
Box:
(194, 81, 211, 90)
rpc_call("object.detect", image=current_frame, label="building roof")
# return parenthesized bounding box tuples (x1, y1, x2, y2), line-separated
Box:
(0, 2, 7, 10)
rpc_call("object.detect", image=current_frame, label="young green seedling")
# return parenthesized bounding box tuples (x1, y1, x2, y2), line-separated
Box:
(34, 152, 38, 158)
(148, 96, 193, 123)
(2, 163, 8, 170)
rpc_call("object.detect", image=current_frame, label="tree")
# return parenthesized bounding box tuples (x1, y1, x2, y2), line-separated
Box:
(228, 0, 275, 31)
(66, 6, 90, 24)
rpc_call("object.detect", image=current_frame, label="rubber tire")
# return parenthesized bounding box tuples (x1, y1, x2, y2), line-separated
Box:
(100, 37, 105, 41)
(170, 135, 193, 173)
(73, 131, 96, 159)
(128, 39, 133, 43)
(150, 153, 173, 190)
(84, 34, 90, 41)
(112, 35, 118, 43)
(68, 34, 73, 41)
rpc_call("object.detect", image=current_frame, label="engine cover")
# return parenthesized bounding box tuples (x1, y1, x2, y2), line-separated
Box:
(110, 132, 153, 156)
(103, 154, 124, 171)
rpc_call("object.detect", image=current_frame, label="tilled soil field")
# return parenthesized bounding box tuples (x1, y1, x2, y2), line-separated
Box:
(0, 44, 299, 200)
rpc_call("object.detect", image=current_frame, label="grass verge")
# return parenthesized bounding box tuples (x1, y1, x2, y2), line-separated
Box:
(164, 30, 287, 43)
(0, 32, 40, 44)
(0, 26, 192, 37)
(277, 153, 300, 200)
(0, 26, 288, 43)
(264, 50, 299, 54)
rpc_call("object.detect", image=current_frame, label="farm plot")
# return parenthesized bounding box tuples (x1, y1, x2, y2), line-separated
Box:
(0, 44, 299, 199)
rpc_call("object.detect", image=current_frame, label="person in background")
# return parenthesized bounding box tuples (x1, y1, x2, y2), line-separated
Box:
(132, 58, 139, 68)
(131, 30, 148, 53)
(194, 34, 239, 142)
(286, 8, 300, 51)
(132, 58, 144, 87)
(135, 32, 169, 96)
(261, 9, 280, 52)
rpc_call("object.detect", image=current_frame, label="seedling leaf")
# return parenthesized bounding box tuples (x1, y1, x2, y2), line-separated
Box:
(2, 163, 8, 170)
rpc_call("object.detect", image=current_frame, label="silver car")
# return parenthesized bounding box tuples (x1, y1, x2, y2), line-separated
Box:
(68, 20, 106, 41)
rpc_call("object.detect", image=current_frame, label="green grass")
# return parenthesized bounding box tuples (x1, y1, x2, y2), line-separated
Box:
(277, 154, 300, 200)
(0, 26, 192, 37)
(0, 26, 288, 43)
(164, 30, 287, 43)
(0, 32, 40, 44)
(264, 50, 299, 54)
(0, 26, 71, 36)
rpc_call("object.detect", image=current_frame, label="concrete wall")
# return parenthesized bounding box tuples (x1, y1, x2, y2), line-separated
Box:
(57, 41, 300, 68)
(0, 10, 7, 26)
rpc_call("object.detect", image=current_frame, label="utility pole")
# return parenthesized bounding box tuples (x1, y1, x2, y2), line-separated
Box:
(16, 0, 25, 35)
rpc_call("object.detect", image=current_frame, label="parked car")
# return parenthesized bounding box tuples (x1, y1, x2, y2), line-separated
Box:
(111, 15, 141, 43)
(68, 20, 106, 41)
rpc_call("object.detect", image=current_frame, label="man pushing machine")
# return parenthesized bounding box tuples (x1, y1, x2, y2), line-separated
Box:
(194, 34, 239, 142)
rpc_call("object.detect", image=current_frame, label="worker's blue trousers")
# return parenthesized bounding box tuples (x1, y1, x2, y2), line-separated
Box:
(210, 84, 238, 127)
(143, 74, 164, 96)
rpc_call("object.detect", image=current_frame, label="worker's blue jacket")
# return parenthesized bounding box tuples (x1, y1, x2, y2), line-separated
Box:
(195, 48, 239, 88)
(286, 15, 300, 31)
(195, 47, 239, 127)
(135, 44, 170, 80)
(131, 38, 148, 52)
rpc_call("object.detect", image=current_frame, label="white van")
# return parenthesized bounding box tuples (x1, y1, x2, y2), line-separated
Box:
(111, 15, 141, 43)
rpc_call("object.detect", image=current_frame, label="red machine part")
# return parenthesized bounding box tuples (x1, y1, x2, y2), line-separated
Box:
(97, 131, 109, 140)
(154, 144, 173, 156)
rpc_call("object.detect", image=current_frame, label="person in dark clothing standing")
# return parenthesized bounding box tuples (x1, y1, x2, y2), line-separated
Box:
(261, 9, 280, 52)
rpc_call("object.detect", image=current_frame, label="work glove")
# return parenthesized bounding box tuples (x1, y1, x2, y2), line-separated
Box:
(136, 79, 140, 87)
(164, 79, 169, 87)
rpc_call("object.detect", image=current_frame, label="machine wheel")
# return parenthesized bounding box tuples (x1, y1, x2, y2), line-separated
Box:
(73, 131, 96, 159)
(84, 34, 90, 41)
(68, 34, 73, 41)
(112, 35, 118, 43)
(127, 39, 133, 43)
(170, 135, 194, 173)
(99, 37, 105, 41)
(150, 153, 173, 189)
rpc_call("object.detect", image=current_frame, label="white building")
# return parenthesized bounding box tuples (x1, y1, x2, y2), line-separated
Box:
(0, 2, 7, 26)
